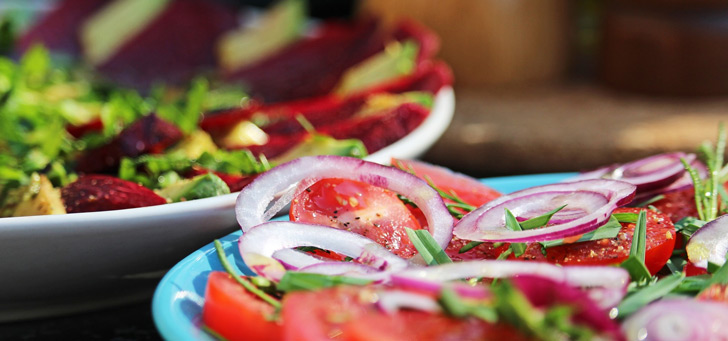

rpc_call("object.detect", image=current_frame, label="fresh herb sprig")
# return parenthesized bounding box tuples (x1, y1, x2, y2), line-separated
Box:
(684, 123, 728, 222)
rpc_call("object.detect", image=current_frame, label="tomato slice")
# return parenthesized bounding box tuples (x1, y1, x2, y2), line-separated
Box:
(392, 158, 501, 208)
(202, 271, 282, 341)
(281, 285, 528, 341)
(537, 207, 676, 274)
(289, 178, 422, 258)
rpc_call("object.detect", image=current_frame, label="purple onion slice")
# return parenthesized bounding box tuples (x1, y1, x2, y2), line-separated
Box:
(610, 152, 695, 191)
(632, 160, 707, 204)
(376, 290, 442, 314)
(622, 298, 728, 341)
(454, 179, 636, 243)
(238, 221, 408, 280)
(567, 152, 695, 192)
(390, 260, 630, 309)
(235, 155, 453, 249)
(686, 214, 728, 269)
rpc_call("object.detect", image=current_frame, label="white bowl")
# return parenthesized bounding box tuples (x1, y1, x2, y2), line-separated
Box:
(0, 86, 454, 321)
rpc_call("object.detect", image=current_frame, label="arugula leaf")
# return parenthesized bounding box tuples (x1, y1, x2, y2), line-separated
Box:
(406, 228, 452, 265)
(519, 204, 567, 230)
(616, 272, 684, 318)
(504, 208, 527, 257)
(460, 205, 569, 253)
(439, 287, 497, 323)
(706, 252, 728, 286)
(541, 215, 622, 248)
(633, 194, 665, 208)
(459, 241, 483, 254)
(620, 210, 651, 282)
(213, 240, 281, 308)
(674, 216, 706, 239)
(612, 212, 638, 223)
(491, 280, 595, 341)
(276, 272, 371, 293)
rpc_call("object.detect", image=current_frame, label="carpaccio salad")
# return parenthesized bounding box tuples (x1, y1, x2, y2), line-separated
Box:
(0, 1, 452, 217)
(201, 127, 728, 340)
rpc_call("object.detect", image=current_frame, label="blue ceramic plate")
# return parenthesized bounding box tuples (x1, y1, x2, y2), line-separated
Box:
(152, 172, 574, 340)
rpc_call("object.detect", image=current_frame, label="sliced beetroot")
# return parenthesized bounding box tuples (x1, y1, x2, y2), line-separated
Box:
(243, 132, 307, 160)
(198, 101, 263, 136)
(66, 117, 104, 139)
(17, 0, 111, 56)
(76, 114, 183, 173)
(96, 0, 238, 89)
(363, 61, 454, 96)
(62, 175, 167, 213)
(226, 18, 385, 103)
(320, 102, 429, 154)
(260, 96, 368, 135)
(391, 19, 440, 66)
(185, 166, 259, 192)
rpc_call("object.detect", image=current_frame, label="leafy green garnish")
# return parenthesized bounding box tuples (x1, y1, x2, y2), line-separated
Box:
(491, 280, 595, 341)
(633, 194, 665, 208)
(616, 272, 684, 318)
(675, 216, 707, 239)
(459, 205, 568, 254)
(277, 272, 372, 293)
(405, 228, 452, 265)
(119, 149, 269, 189)
(504, 208, 527, 257)
(213, 240, 281, 309)
(541, 215, 622, 248)
(520, 205, 567, 230)
(706, 252, 728, 286)
(620, 210, 651, 283)
(685, 123, 727, 222)
(439, 286, 497, 323)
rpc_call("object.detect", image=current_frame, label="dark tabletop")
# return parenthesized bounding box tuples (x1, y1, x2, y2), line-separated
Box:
(0, 300, 161, 341)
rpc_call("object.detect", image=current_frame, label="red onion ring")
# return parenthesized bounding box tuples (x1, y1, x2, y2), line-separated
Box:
(235, 155, 453, 249)
(632, 160, 708, 204)
(390, 260, 630, 309)
(567, 152, 695, 192)
(454, 179, 636, 243)
(687, 214, 728, 269)
(376, 290, 442, 314)
(238, 221, 408, 280)
(622, 298, 728, 341)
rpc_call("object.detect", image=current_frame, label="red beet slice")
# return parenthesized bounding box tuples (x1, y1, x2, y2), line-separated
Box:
(186, 166, 258, 192)
(17, 0, 111, 56)
(225, 18, 385, 103)
(62, 174, 167, 213)
(66, 118, 104, 139)
(76, 114, 183, 173)
(391, 19, 441, 66)
(320, 102, 429, 153)
(96, 0, 238, 89)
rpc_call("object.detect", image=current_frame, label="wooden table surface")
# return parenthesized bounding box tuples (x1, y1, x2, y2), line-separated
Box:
(421, 83, 728, 178)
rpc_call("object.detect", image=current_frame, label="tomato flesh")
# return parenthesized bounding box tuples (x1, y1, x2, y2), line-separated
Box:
(202, 271, 282, 341)
(289, 178, 422, 258)
(281, 285, 528, 341)
(393, 158, 501, 208)
(537, 207, 676, 274)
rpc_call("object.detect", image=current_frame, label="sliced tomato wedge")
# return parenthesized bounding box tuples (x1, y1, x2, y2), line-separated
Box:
(392, 158, 501, 208)
(520, 207, 676, 274)
(289, 178, 422, 258)
(202, 271, 282, 341)
(281, 285, 528, 341)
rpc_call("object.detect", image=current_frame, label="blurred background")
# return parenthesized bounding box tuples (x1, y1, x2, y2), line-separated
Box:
(2, 0, 727, 180)
(361, 0, 728, 177)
